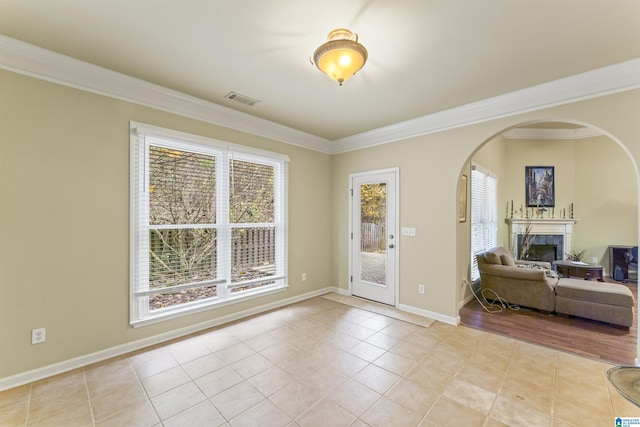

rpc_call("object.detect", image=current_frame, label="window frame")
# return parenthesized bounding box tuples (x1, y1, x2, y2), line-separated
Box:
(470, 163, 498, 282)
(130, 122, 288, 327)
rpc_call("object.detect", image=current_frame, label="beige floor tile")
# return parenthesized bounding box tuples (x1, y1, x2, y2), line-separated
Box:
(326, 331, 361, 351)
(0, 384, 30, 410)
(27, 399, 93, 427)
(379, 321, 422, 339)
(385, 378, 439, 415)
(198, 330, 241, 353)
(95, 400, 159, 427)
(324, 350, 369, 377)
(30, 369, 86, 401)
(0, 401, 27, 426)
(353, 364, 400, 394)
(404, 361, 453, 394)
(348, 341, 387, 362)
(210, 381, 264, 420)
(215, 342, 256, 365)
(85, 358, 138, 398)
(130, 349, 179, 379)
(91, 380, 149, 422)
(261, 343, 302, 364)
(553, 391, 613, 427)
(181, 353, 226, 380)
(329, 379, 381, 417)
(421, 347, 467, 376)
(373, 350, 416, 376)
(299, 365, 349, 395)
(162, 400, 225, 427)
(247, 365, 294, 397)
(361, 396, 424, 427)
(229, 399, 291, 427)
(499, 375, 554, 414)
(194, 366, 244, 397)
(243, 332, 280, 352)
(295, 398, 357, 427)
(442, 377, 496, 415)
(269, 381, 322, 419)
(389, 340, 431, 361)
(277, 353, 324, 378)
(166, 338, 212, 365)
(4, 298, 636, 427)
(359, 316, 393, 332)
(140, 365, 191, 397)
(230, 352, 274, 379)
(455, 362, 506, 394)
(490, 395, 550, 427)
(365, 331, 402, 350)
(426, 396, 487, 427)
(151, 381, 206, 420)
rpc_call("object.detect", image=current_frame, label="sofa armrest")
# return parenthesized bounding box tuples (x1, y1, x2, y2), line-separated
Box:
(515, 260, 552, 269)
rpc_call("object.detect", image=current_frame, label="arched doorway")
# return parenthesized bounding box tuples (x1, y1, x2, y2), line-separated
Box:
(459, 119, 639, 365)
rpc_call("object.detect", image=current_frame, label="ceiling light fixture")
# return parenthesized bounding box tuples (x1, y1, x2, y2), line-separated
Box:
(312, 28, 368, 86)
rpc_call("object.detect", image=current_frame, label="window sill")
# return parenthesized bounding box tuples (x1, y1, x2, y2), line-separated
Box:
(131, 284, 288, 328)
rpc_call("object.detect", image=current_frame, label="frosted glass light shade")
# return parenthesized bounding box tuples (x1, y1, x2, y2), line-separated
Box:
(313, 29, 368, 85)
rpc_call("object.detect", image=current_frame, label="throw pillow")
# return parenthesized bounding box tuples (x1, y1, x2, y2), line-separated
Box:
(485, 252, 501, 264)
(500, 254, 516, 266)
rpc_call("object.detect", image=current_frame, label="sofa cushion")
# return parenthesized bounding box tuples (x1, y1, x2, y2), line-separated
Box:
(485, 251, 501, 265)
(501, 254, 516, 266)
(555, 279, 634, 308)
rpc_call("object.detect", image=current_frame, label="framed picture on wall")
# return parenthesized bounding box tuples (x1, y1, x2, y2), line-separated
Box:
(525, 166, 555, 207)
(458, 174, 467, 222)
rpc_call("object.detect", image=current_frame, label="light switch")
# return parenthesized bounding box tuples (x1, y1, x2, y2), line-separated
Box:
(401, 227, 416, 237)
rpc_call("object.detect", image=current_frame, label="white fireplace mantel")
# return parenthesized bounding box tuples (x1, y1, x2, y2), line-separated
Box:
(506, 218, 579, 260)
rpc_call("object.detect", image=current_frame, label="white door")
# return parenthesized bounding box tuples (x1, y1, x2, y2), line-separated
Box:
(350, 170, 398, 306)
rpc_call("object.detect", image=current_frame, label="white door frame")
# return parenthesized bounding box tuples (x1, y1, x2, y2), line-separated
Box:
(348, 167, 400, 307)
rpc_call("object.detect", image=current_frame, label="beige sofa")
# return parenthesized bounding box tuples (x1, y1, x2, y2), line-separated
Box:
(476, 246, 635, 327)
(476, 246, 557, 312)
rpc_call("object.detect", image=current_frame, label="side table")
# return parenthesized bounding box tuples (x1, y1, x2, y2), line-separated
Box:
(553, 260, 604, 282)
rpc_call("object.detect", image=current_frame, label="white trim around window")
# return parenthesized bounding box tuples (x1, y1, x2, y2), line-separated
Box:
(130, 122, 289, 327)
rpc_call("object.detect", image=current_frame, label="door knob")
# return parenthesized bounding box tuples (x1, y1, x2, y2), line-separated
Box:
(389, 244, 395, 249)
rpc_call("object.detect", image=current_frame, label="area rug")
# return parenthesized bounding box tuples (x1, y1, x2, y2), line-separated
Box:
(607, 366, 640, 407)
(321, 292, 435, 328)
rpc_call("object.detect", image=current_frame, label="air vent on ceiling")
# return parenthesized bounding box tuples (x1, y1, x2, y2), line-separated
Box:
(224, 91, 260, 106)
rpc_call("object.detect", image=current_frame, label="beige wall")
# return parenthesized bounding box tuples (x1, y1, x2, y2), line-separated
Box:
(500, 136, 637, 269)
(2, 66, 640, 382)
(0, 70, 332, 378)
(332, 89, 640, 322)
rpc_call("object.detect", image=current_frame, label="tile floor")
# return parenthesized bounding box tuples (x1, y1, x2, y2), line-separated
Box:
(1, 295, 639, 427)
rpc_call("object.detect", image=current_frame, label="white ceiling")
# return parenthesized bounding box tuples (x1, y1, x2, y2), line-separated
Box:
(1, 0, 639, 144)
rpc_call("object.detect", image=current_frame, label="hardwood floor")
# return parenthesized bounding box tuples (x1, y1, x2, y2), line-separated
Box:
(459, 279, 637, 366)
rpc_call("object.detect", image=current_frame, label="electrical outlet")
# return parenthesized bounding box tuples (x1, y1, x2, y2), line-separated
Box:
(592, 257, 598, 263)
(302, 273, 307, 281)
(32, 328, 46, 345)
(418, 284, 425, 294)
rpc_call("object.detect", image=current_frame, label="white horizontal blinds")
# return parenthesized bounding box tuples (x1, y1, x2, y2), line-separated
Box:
(131, 122, 288, 323)
(143, 139, 222, 312)
(228, 157, 279, 292)
(470, 165, 498, 281)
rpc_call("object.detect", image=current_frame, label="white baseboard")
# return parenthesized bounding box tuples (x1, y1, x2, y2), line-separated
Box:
(0, 287, 337, 392)
(397, 304, 458, 326)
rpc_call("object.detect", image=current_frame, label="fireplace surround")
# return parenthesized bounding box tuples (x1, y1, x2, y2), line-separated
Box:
(506, 218, 578, 261)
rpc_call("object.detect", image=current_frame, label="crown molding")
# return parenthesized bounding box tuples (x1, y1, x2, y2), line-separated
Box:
(1, 35, 638, 155)
(0, 35, 333, 154)
(502, 127, 605, 140)
(331, 57, 640, 153)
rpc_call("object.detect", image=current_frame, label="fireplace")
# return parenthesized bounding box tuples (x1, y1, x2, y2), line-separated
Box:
(507, 218, 578, 261)
(517, 234, 564, 261)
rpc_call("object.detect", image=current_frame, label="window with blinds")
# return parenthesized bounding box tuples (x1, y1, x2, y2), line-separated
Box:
(130, 122, 288, 326)
(470, 164, 498, 282)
